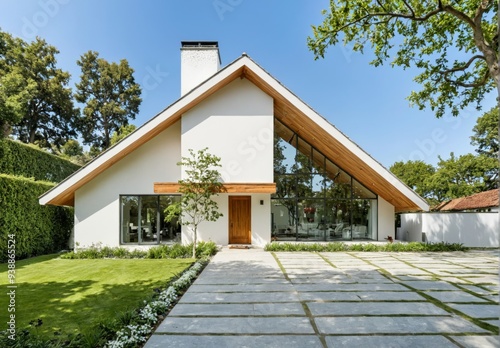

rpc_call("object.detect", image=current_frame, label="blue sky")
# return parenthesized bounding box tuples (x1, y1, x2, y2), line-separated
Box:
(0, 0, 496, 168)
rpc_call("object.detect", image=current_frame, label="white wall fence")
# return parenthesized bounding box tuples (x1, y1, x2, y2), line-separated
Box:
(400, 212, 499, 248)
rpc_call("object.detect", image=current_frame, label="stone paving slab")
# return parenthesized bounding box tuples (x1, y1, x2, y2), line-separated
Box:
(398, 280, 461, 291)
(459, 284, 498, 295)
(186, 283, 295, 292)
(193, 277, 288, 285)
(315, 316, 488, 334)
(447, 304, 500, 319)
(145, 335, 323, 348)
(169, 303, 306, 316)
(179, 291, 300, 303)
(325, 335, 459, 348)
(426, 291, 489, 303)
(462, 276, 499, 284)
(293, 283, 407, 292)
(451, 335, 500, 348)
(395, 275, 436, 281)
(288, 276, 354, 284)
(298, 291, 425, 302)
(308, 302, 448, 316)
(155, 317, 315, 334)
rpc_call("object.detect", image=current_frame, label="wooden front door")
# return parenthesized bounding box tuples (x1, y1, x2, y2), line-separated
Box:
(228, 196, 251, 244)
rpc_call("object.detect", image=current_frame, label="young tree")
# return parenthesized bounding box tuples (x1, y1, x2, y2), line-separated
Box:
(75, 51, 141, 151)
(164, 148, 224, 258)
(1, 31, 78, 148)
(308, 1, 498, 118)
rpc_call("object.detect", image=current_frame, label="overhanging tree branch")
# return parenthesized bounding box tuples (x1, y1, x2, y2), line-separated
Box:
(439, 54, 489, 88)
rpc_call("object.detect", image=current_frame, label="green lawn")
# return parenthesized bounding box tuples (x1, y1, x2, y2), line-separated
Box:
(0, 254, 193, 336)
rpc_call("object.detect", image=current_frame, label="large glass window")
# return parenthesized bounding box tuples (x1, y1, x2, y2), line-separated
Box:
(120, 195, 181, 245)
(272, 119, 378, 241)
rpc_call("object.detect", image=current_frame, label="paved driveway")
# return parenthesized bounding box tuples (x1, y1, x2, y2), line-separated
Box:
(146, 248, 499, 347)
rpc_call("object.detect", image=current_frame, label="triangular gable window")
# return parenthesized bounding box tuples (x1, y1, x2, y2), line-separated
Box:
(272, 118, 377, 241)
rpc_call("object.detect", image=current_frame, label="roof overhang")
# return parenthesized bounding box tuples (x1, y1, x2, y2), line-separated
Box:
(39, 55, 429, 212)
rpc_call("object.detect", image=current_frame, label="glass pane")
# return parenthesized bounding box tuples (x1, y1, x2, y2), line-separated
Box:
(296, 138, 313, 173)
(140, 196, 158, 243)
(352, 179, 377, 199)
(274, 136, 296, 174)
(312, 174, 324, 197)
(352, 199, 373, 240)
(298, 200, 324, 241)
(159, 195, 181, 243)
(295, 173, 312, 198)
(271, 199, 297, 241)
(274, 174, 296, 199)
(325, 200, 350, 240)
(312, 148, 325, 173)
(121, 196, 139, 243)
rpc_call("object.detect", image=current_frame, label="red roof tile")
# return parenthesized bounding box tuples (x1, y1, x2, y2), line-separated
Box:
(437, 189, 499, 211)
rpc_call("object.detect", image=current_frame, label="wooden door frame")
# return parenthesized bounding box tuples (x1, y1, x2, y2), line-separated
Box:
(228, 195, 251, 244)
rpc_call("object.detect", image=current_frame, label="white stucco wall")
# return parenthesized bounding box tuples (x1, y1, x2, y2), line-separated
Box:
(378, 196, 395, 241)
(73, 122, 181, 248)
(180, 78, 274, 246)
(401, 212, 499, 247)
(181, 78, 274, 183)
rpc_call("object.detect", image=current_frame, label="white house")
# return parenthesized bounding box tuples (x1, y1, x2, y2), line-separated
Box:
(40, 42, 429, 249)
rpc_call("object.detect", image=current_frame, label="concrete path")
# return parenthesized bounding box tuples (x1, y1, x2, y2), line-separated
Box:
(145, 248, 499, 347)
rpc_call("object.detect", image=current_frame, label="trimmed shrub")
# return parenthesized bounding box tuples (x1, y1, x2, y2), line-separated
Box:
(61, 241, 219, 259)
(0, 174, 73, 261)
(264, 241, 468, 252)
(0, 138, 80, 182)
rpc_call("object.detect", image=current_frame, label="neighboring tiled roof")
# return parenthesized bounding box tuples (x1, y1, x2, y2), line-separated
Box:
(435, 189, 499, 211)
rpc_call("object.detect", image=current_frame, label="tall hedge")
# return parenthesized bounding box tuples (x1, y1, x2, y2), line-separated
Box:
(0, 139, 80, 182)
(0, 174, 73, 261)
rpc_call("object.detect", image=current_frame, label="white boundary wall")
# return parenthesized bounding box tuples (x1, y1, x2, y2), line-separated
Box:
(401, 212, 499, 247)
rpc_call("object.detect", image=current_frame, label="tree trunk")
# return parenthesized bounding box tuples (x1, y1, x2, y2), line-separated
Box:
(192, 226, 197, 259)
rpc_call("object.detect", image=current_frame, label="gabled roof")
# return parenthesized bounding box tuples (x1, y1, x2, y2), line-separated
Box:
(39, 54, 429, 212)
(434, 189, 499, 211)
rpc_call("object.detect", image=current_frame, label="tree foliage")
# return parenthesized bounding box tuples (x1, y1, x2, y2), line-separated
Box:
(0, 31, 29, 136)
(164, 148, 224, 258)
(110, 124, 137, 146)
(75, 51, 141, 151)
(308, 1, 499, 118)
(0, 30, 78, 149)
(391, 105, 499, 203)
(471, 105, 499, 158)
(390, 160, 436, 198)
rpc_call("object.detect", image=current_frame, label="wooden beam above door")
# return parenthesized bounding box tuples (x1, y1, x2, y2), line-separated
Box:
(154, 182, 276, 194)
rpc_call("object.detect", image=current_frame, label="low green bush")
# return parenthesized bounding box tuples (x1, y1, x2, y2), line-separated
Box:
(61, 241, 219, 259)
(264, 241, 468, 252)
(0, 174, 73, 261)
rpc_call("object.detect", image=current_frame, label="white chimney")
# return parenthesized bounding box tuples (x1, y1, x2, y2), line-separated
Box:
(180, 41, 221, 96)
